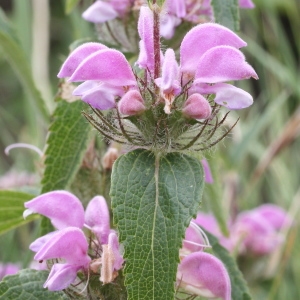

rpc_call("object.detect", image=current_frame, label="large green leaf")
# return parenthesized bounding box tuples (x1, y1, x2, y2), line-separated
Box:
(0, 190, 38, 235)
(0, 269, 67, 300)
(211, 0, 240, 32)
(110, 149, 204, 300)
(204, 230, 252, 300)
(0, 9, 49, 120)
(41, 99, 91, 193)
(40, 99, 91, 234)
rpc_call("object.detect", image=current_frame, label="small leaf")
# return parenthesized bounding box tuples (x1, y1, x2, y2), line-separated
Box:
(0, 8, 49, 120)
(0, 190, 38, 235)
(111, 149, 204, 300)
(41, 99, 91, 193)
(0, 269, 67, 300)
(211, 0, 240, 32)
(65, 0, 81, 15)
(204, 229, 252, 300)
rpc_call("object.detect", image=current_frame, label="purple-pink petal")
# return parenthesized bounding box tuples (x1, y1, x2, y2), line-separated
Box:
(195, 83, 254, 109)
(239, 0, 255, 9)
(43, 263, 80, 291)
(85, 196, 110, 244)
(166, 0, 186, 18)
(180, 23, 247, 76)
(195, 213, 221, 237)
(182, 93, 211, 120)
(81, 84, 118, 110)
(108, 231, 124, 270)
(29, 231, 57, 253)
(24, 191, 84, 229)
(82, 1, 118, 23)
(34, 227, 90, 266)
(232, 211, 281, 255)
(254, 204, 291, 231)
(156, 49, 180, 94)
(118, 90, 146, 115)
(183, 223, 205, 253)
(0, 263, 20, 280)
(177, 252, 231, 300)
(69, 49, 137, 86)
(73, 81, 125, 110)
(57, 43, 108, 78)
(136, 6, 154, 71)
(201, 159, 214, 184)
(194, 46, 258, 83)
(160, 14, 181, 40)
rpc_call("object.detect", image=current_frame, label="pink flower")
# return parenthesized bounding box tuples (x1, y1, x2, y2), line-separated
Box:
(136, 6, 157, 73)
(82, 0, 134, 23)
(182, 221, 209, 254)
(0, 263, 20, 280)
(23, 190, 85, 229)
(179, 23, 258, 110)
(118, 90, 146, 115)
(84, 195, 111, 244)
(239, 0, 255, 9)
(34, 227, 91, 291)
(182, 93, 211, 120)
(58, 43, 137, 110)
(81, 0, 255, 40)
(231, 206, 288, 255)
(58, 13, 257, 115)
(177, 252, 231, 300)
(24, 191, 123, 290)
(201, 159, 213, 184)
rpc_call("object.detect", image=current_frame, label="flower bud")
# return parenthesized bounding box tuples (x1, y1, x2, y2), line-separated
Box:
(118, 90, 146, 115)
(182, 93, 211, 120)
(102, 147, 119, 170)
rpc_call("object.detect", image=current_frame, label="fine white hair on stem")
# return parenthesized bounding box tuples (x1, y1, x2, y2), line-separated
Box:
(5, 143, 43, 157)
(83, 223, 92, 230)
(79, 268, 90, 295)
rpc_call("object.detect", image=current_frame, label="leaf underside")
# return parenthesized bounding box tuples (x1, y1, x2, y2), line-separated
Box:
(111, 149, 204, 300)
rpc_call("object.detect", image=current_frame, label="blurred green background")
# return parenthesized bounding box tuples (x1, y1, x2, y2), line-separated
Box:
(0, 0, 299, 299)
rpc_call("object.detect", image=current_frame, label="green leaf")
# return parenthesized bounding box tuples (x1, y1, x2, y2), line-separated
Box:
(211, 0, 240, 32)
(41, 99, 91, 193)
(110, 149, 204, 300)
(40, 99, 91, 234)
(204, 230, 252, 300)
(0, 8, 49, 120)
(0, 269, 67, 300)
(65, 0, 81, 15)
(0, 190, 38, 235)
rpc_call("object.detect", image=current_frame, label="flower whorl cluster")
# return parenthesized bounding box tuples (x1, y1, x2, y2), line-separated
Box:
(82, 0, 255, 40)
(58, 6, 257, 152)
(23, 191, 123, 291)
(195, 204, 291, 256)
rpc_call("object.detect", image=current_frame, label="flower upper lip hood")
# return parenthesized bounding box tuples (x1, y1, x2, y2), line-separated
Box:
(23, 190, 85, 229)
(180, 23, 250, 77)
